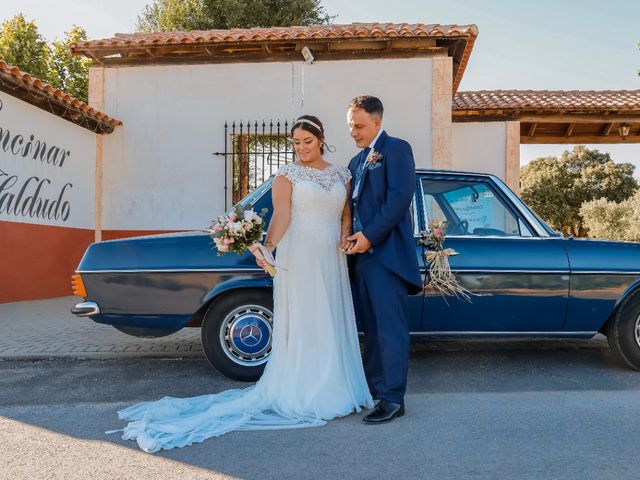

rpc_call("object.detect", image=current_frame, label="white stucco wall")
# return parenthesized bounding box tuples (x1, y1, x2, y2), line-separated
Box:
(100, 57, 433, 230)
(298, 58, 432, 169)
(0, 92, 96, 229)
(452, 122, 507, 178)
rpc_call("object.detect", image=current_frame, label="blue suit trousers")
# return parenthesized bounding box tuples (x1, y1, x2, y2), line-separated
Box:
(352, 253, 409, 404)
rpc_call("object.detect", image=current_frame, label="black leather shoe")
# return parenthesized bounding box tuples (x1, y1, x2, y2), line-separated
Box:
(362, 400, 405, 424)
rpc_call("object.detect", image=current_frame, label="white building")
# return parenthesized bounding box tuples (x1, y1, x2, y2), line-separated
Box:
(72, 23, 479, 237)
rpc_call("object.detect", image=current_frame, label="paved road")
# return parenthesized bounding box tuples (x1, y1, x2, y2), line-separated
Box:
(2, 344, 640, 480)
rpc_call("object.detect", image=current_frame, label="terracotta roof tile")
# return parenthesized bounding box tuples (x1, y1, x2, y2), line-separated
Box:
(71, 23, 477, 94)
(71, 23, 478, 51)
(0, 59, 121, 133)
(454, 90, 640, 112)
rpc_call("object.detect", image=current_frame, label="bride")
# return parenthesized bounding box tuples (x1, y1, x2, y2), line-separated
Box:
(113, 115, 374, 453)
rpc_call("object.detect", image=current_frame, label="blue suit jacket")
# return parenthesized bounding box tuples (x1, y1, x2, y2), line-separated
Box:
(348, 131, 422, 295)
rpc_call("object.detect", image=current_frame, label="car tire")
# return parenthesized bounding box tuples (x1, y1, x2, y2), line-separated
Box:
(606, 290, 640, 371)
(201, 289, 274, 381)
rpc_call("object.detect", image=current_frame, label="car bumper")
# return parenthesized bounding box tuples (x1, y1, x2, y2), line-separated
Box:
(71, 301, 101, 317)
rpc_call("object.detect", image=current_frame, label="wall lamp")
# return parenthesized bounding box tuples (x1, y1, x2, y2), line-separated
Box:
(301, 46, 314, 65)
(618, 122, 631, 140)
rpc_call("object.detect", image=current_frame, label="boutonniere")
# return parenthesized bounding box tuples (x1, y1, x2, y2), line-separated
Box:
(367, 150, 384, 166)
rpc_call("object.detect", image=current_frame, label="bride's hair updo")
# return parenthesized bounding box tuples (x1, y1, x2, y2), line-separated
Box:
(291, 115, 326, 154)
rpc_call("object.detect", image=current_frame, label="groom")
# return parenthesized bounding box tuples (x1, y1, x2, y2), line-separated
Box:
(344, 95, 422, 424)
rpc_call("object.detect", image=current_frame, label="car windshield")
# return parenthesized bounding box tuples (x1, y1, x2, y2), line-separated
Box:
(226, 178, 273, 215)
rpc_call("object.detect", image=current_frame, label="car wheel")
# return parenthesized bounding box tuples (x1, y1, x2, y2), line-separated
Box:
(606, 291, 640, 371)
(201, 289, 274, 381)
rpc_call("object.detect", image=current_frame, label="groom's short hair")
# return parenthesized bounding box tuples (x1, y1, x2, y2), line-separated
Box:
(349, 95, 384, 119)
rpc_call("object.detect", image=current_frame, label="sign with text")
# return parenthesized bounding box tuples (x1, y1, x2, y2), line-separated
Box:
(0, 93, 96, 228)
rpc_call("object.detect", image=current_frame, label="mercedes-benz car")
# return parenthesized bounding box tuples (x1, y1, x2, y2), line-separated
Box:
(71, 169, 640, 381)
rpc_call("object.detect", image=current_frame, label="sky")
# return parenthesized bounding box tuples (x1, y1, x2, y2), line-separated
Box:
(3, 0, 640, 171)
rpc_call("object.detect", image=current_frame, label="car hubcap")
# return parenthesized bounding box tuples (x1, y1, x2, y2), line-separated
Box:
(220, 304, 273, 366)
(635, 314, 640, 349)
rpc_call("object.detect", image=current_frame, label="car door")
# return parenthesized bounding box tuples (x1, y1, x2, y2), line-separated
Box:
(418, 173, 570, 333)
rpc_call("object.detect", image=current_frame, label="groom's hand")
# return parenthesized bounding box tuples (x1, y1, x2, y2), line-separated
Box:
(346, 232, 372, 254)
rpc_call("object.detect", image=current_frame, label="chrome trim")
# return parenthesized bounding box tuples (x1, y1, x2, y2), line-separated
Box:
(635, 314, 640, 349)
(409, 331, 598, 336)
(417, 177, 426, 233)
(71, 301, 100, 316)
(421, 269, 570, 274)
(412, 196, 419, 236)
(77, 268, 639, 275)
(76, 268, 263, 274)
(571, 271, 640, 275)
(444, 235, 551, 240)
(77, 267, 578, 275)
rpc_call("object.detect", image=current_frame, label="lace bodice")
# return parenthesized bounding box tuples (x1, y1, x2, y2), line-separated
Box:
(275, 163, 351, 191)
(275, 163, 351, 241)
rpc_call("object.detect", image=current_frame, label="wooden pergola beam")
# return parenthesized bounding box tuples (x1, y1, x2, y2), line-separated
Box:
(517, 114, 640, 124)
(565, 122, 576, 137)
(528, 122, 538, 136)
(602, 123, 614, 136)
(455, 112, 640, 124)
(521, 134, 640, 144)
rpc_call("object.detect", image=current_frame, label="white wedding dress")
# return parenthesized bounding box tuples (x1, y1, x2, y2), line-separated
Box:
(113, 163, 373, 453)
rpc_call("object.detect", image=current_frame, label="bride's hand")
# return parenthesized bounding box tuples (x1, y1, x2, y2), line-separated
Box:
(249, 244, 267, 268)
(339, 236, 353, 253)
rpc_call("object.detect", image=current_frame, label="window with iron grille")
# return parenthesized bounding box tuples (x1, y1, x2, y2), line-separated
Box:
(216, 120, 294, 208)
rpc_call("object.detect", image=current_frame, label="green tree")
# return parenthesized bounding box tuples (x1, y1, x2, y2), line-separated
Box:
(580, 191, 640, 242)
(137, 0, 334, 32)
(49, 26, 91, 101)
(137, 0, 206, 32)
(521, 145, 638, 236)
(0, 14, 91, 102)
(579, 197, 633, 241)
(519, 156, 575, 234)
(0, 13, 50, 81)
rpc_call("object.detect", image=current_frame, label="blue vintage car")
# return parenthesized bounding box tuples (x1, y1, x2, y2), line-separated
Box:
(71, 169, 640, 380)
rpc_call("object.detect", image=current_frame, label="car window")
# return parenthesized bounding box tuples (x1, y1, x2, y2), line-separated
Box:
(422, 179, 532, 237)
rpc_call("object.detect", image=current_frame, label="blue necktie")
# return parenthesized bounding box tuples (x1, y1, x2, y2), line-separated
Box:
(352, 147, 370, 232)
(352, 147, 370, 200)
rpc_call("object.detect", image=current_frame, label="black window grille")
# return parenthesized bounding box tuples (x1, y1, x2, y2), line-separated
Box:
(215, 120, 294, 208)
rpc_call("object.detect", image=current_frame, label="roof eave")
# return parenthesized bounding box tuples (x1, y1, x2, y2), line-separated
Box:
(0, 70, 121, 134)
(71, 23, 479, 94)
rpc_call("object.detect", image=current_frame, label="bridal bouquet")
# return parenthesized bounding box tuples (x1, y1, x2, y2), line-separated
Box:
(207, 205, 276, 276)
(419, 219, 473, 302)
